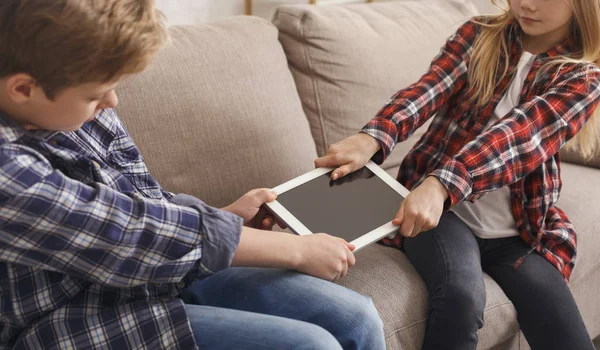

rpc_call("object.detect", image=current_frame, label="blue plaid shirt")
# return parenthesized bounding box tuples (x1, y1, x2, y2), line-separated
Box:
(0, 109, 242, 349)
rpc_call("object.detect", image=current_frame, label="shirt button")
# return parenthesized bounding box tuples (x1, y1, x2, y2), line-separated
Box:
(177, 281, 186, 288)
(91, 160, 101, 169)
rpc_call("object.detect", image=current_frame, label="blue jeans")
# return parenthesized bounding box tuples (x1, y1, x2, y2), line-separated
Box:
(403, 211, 594, 350)
(180, 267, 385, 350)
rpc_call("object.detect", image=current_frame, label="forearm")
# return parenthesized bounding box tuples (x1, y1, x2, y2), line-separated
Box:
(362, 21, 474, 163)
(431, 70, 600, 207)
(231, 227, 300, 270)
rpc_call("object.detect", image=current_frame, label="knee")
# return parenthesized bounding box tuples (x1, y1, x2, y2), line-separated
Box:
(356, 296, 384, 333)
(297, 325, 343, 350)
(438, 282, 486, 328)
(344, 296, 386, 350)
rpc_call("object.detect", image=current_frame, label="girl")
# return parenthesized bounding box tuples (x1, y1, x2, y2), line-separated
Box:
(315, 0, 600, 348)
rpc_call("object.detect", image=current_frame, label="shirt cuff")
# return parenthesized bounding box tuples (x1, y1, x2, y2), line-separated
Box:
(360, 118, 398, 164)
(429, 159, 472, 209)
(171, 194, 243, 276)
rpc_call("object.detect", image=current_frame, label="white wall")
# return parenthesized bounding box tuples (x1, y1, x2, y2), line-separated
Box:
(155, 0, 504, 26)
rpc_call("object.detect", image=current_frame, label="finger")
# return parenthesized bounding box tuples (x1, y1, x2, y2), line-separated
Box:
(331, 164, 354, 181)
(251, 208, 266, 229)
(331, 267, 342, 282)
(261, 216, 274, 230)
(399, 210, 415, 237)
(333, 237, 355, 252)
(314, 155, 341, 169)
(347, 249, 356, 267)
(336, 237, 352, 248)
(276, 220, 288, 229)
(340, 259, 349, 279)
(410, 217, 423, 238)
(268, 221, 277, 231)
(259, 189, 278, 204)
(392, 200, 406, 226)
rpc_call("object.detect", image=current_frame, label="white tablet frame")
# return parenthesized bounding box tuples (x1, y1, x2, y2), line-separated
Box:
(264, 161, 410, 252)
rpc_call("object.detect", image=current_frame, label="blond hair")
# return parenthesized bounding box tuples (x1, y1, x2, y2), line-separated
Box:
(468, 0, 600, 160)
(0, 0, 168, 99)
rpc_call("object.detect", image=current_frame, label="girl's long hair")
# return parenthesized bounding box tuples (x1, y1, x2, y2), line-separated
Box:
(468, 0, 600, 160)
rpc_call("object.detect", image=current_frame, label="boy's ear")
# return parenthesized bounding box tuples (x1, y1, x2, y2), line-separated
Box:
(5, 73, 38, 104)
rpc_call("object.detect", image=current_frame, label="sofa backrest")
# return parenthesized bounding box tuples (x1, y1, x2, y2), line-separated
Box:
(115, 17, 317, 207)
(273, 1, 478, 171)
(560, 147, 600, 169)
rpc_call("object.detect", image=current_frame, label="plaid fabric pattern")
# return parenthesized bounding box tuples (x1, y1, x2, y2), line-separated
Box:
(0, 109, 242, 349)
(362, 17, 600, 282)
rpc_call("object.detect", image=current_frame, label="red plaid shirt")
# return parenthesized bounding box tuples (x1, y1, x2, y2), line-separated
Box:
(362, 17, 600, 282)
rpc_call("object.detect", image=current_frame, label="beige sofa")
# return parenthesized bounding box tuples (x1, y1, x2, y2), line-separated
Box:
(115, 1, 600, 349)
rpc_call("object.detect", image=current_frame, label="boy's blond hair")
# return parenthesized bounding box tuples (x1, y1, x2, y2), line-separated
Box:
(468, 0, 600, 160)
(0, 0, 168, 99)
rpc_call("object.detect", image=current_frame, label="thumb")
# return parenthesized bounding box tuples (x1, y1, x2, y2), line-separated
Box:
(253, 188, 278, 205)
(392, 200, 406, 226)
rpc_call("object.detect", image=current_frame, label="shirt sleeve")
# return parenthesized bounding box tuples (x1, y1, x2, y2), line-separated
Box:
(430, 65, 600, 207)
(361, 18, 478, 164)
(0, 144, 242, 287)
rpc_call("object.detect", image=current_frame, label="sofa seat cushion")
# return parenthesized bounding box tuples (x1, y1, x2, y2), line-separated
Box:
(115, 17, 318, 208)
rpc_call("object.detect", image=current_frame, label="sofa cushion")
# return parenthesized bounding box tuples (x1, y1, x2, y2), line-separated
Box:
(560, 147, 600, 169)
(273, 1, 477, 171)
(556, 163, 600, 287)
(115, 17, 317, 208)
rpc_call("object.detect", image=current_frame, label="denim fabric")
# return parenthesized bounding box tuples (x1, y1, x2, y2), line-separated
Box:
(403, 212, 594, 350)
(180, 267, 386, 350)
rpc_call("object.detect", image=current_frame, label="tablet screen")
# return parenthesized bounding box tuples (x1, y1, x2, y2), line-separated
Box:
(276, 167, 404, 242)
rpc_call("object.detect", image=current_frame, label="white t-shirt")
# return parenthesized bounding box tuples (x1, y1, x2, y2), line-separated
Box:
(450, 51, 536, 239)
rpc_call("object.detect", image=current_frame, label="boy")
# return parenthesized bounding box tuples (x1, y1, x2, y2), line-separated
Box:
(0, 1, 385, 349)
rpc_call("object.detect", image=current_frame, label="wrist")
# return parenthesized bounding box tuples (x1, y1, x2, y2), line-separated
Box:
(288, 235, 304, 270)
(357, 132, 381, 149)
(358, 132, 381, 155)
(426, 176, 449, 200)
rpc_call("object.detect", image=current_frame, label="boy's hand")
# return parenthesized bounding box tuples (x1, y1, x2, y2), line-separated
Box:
(314, 133, 381, 181)
(393, 176, 449, 238)
(222, 189, 283, 230)
(294, 234, 356, 281)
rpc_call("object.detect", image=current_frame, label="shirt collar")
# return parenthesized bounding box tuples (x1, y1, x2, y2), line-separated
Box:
(0, 110, 27, 145)
(0, 110, 61, 145)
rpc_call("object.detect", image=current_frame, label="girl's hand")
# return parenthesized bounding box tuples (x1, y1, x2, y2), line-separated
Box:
(314, 133, 381, 180)
(393, 176, 449, 238)
(294, 234, 356, 281)
(222, 189, 282, 230)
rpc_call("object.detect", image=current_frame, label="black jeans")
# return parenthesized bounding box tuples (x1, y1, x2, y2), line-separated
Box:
(403, 211, 594, 350)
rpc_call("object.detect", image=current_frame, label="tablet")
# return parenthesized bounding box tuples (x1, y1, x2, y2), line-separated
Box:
(264, 161, 409, 252)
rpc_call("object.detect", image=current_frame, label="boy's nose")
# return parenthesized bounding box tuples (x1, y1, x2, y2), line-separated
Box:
(99, 90, 119, 109)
